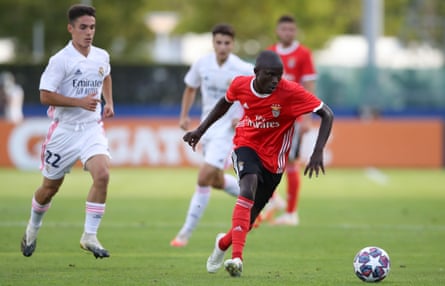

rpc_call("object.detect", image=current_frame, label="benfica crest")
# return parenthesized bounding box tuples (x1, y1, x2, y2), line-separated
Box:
(287, 57, 296, 68)
(271, 104, 281, 117)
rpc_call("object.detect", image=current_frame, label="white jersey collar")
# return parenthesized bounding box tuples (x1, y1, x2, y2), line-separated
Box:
(67, 40, 90, 58)
(250, 78, 272, 98)
(276, 41, 300, 55)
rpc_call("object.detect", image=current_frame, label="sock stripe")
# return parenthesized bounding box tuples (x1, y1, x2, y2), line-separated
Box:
(196, 186, 211, 194)
(235, 197, 253, 209)
(86, 207, 105, 214)
(32, 197, 51, 213)
(86, 202, 105, 214)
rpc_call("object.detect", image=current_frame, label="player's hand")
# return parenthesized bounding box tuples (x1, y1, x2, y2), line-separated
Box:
(183, 129, 202, 151)
(179, 116, 191, 131)
(103, 103, 114, 118)
(80, 93, 101, 111)
(304, 150, 325, 178)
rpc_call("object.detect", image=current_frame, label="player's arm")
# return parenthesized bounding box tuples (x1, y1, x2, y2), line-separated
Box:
(102, 74, 114, 118)
(183, 97, 232, 150)
(179, 86, 197, 130)
(300, 79, 316, 134)
(304, 104, 334, 178)
(40, 90, 100, 111)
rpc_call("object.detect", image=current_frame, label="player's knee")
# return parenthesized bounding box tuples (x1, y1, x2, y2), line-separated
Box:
(197, 169, 220, 187)
(210, 176, 225, 189)
(197, 176, 212, 186)
(36, 185, 60, 203)
(93, 168, 110, 187)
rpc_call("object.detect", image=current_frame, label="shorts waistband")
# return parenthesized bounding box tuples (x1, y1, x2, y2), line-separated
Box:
(55, 120, 102, 131)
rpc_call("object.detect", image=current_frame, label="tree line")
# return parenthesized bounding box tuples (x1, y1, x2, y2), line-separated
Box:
(0, 0, 443, 63)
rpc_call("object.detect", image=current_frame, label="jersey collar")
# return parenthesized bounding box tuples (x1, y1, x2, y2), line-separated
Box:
(250, 78, 272, 98)
(276, 41, 300, 55)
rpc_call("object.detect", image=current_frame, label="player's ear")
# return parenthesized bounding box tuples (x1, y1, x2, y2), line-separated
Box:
(67, 23, 73, 33)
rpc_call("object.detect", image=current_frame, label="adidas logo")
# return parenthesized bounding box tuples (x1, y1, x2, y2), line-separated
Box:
(74, 69, 82, 75)
(233, 226, 243, 232)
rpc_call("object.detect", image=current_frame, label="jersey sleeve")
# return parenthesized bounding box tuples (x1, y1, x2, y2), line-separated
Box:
(300, 49, 317, 82)
(104, 52, 111, 77)
(291, 82, 323, 116)
(39, 55, 66, 92)
(225, 76, 242, 103)
(184, 59, 201, 88)
(96, 47, 111, 77)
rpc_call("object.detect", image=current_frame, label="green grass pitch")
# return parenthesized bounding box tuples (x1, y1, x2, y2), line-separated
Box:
(0, 167, 444, 285)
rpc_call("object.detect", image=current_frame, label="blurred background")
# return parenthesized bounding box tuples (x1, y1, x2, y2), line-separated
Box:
(0, 0, 444, 169)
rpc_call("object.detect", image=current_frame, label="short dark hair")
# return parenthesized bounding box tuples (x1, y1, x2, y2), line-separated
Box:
(212, 24, 235, 38)
(277, 15, 296, 25)
(68, 4, 96, 23)
(255, 50, 283, 70)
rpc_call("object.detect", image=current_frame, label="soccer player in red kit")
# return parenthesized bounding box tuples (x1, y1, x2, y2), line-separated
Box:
(263, 15, 318, 226)
(183, 50, 333, 277)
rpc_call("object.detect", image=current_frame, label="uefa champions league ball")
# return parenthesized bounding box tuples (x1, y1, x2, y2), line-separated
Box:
(353, 246, 390, 282)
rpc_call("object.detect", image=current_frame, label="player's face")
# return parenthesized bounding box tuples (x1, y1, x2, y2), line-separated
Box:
(212, 33, 234, 64)
(276, 22, 297, 46)
(254, 67, 282, 94)
(68, 15, 96, 51)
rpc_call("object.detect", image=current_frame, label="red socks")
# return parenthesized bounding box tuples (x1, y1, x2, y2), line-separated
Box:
(286, 163, 300, 213)
(218, 196, 253, 260)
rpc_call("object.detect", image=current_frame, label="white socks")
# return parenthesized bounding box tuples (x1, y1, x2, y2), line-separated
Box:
(178, 185, 211, 239)
(84, 202, 106, 234)
(223, 174, 240, 197)
(29, 196, 51, 228)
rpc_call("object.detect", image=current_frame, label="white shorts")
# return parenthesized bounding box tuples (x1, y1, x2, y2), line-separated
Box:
(40, 120, 111, 180)
(201, 136, 233, 169)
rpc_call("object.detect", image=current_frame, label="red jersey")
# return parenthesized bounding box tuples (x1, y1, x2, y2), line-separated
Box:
(226, 76, 323, 173)
(268, 41, 316, 84)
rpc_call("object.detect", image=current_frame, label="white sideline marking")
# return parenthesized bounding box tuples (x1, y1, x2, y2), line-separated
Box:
(0, 221, 228, 228)
(364, 167, 389, 185)
(1, 221, 445, 231)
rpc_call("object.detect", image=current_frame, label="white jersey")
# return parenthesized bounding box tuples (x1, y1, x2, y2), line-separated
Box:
(39, 41, 111, 123)
(184, 53, 253, 139)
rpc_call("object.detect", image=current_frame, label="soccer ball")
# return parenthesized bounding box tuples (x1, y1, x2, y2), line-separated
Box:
(353, 246, 390, 282)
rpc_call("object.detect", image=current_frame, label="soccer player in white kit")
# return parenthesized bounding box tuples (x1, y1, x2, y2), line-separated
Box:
(21, 4, 114, 259)
(170, 24, 254, 247)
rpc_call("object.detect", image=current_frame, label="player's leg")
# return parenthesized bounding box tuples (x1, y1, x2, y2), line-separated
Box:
(21, 122, 75, 257)
(171, 162, 214, 247)
(212, 171, 240, 197)
(273, 159, 300, 225)
(79, 123, 111, 258)
(260, 190, 285, 223)
(249, 178, 278, 228)
(21, 177, 64, 257)
(224, 147, 264, 277)
(80, 154, 110, 258)
(171, 138, 238, 247)
(274, 122, 301, 226)
(209, 138, 240, 197)
(224, 172, 282, 277)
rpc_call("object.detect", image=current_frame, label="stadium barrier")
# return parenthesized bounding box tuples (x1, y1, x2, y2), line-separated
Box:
(0, 118, 443, 169)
